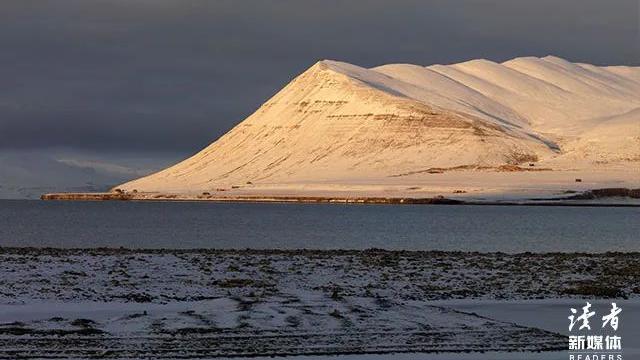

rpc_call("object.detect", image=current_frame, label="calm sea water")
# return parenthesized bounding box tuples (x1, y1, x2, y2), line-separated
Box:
(0, 199, 638, 252)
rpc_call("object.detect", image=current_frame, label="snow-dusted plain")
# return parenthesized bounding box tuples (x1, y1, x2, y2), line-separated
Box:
(116, 56, 640, 199)
(2, 248, 637, 358)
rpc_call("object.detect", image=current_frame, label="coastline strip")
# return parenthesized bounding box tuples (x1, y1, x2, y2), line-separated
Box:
(40, 189, 640, 207)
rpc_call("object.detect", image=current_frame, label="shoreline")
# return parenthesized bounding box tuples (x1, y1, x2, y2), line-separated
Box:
(3, 248, 637, 301)
(2, 248, 636, 358)
(40, 187, 640, 207)
(3, 247, 640, 256)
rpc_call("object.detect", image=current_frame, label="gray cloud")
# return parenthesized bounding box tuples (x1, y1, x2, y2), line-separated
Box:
(0, 148, 182, 198)
(0, 0, 638, 154)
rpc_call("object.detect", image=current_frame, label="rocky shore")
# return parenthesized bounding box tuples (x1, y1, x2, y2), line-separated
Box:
(1, 248, 637, 358)
(40, 187, 640, 206)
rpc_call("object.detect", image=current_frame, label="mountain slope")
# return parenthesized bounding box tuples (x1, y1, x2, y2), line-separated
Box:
(119, 56, 640, 194)
(552, 108, 640, 165)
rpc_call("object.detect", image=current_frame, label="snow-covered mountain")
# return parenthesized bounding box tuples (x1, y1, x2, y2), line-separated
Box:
(119, 56, 640, 194)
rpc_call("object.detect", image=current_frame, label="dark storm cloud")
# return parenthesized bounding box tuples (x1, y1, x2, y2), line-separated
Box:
(0, 0, 638, 153)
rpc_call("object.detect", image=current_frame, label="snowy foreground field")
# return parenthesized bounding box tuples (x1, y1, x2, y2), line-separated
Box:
(1, 249, 638, 358)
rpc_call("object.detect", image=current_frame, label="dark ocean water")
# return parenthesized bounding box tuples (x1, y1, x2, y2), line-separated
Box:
(0, 199, 638, 252)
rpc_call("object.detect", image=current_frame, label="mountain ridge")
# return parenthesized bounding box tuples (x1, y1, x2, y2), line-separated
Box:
(117, 56, 639, 195)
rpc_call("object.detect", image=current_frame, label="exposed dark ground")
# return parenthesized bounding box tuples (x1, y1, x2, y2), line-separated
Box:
(1, 248, 636, 358)
(2, 248, 638, 302)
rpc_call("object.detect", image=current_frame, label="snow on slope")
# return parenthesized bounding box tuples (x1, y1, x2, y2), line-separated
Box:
(119, 56, 640, 194)
(552, 107, 640, 165)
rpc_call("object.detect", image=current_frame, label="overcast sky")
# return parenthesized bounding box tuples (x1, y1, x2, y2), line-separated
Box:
(0, 0, 638, 196)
